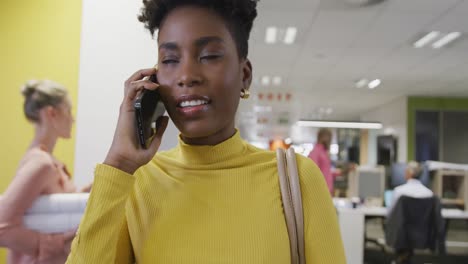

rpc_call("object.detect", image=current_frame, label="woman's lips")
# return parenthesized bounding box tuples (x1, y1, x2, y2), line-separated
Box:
(175, 94, 211, 117)
(176, 102, 210, 117)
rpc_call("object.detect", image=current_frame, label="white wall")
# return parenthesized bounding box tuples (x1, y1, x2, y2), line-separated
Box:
(360, 97, 408, 165)
(73, 0, 178, 188)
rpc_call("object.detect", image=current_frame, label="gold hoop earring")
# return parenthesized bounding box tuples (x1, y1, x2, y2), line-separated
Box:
(240, 89, 250, 99)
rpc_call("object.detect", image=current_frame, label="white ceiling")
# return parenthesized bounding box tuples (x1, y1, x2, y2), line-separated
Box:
(238, 0, 468, 130)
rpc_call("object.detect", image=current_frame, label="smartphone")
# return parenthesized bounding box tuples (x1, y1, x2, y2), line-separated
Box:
(134, 74, 166, 149)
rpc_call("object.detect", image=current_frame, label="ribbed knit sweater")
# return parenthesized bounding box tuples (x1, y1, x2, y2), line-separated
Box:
(66, 131, 345, 263)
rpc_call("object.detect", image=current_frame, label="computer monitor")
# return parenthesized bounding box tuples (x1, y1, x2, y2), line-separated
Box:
(391, 163, 407, 188)
(347, 166, 385, 203)
(357, 166, 386, 200)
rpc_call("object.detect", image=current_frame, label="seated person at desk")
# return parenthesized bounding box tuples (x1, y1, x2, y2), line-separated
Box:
(0, 80, 90, 264)
(388, 161, 433, 213)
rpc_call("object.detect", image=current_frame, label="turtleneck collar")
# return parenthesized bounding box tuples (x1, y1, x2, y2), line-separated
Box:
(176, 130, 246, 165)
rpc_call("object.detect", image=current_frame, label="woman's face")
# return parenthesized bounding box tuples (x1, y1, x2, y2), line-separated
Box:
(54, 98, 74, 139)
(156, 6, 252, 145)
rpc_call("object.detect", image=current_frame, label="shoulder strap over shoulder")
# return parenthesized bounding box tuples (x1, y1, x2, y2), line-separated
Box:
(276, 148, 305, 264)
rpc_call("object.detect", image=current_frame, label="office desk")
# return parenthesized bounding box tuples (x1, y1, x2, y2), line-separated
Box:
(337, 207, 468, 264)
(360, 207, 468, 219)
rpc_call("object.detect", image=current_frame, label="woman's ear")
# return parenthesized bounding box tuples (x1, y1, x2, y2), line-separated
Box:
(37, 106, 54, 123)
(46, 106, 58, 118)
(241, 59, 253, 90)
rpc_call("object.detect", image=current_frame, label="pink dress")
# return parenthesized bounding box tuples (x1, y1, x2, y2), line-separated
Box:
(308, 143, 334, 195)
(0, 147, 76, 264)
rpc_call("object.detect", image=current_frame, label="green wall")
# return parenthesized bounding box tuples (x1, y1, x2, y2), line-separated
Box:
(407, 97, 468, 161)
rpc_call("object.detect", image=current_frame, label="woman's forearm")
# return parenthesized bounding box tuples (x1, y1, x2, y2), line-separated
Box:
(0, 224, 40, 256)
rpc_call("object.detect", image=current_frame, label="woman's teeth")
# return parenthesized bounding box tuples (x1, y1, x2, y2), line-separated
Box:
(180, 100, 208, 108)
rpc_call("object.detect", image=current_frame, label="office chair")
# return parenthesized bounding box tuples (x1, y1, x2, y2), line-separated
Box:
(385, 196, 446, 264)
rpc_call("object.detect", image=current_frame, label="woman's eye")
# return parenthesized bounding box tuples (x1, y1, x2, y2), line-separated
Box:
(162, 58, 179, 64)
(200, 54, 221, 61)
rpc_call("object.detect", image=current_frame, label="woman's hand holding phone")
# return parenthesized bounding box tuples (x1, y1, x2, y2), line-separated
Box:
(103, 67, 169, 175)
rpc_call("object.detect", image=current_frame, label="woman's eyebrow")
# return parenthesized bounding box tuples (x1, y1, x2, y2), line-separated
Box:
(159, 36, 224, 51)
(159, 42, 179, 52)
(195, 36, 224, 48)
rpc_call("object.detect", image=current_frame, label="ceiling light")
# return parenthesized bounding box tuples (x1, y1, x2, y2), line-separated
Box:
(355, 79, 368, 88)
(272, 76, 282, 86)
(368, 79, 381, 89)
(413, 31, 440, 48)
(261, 76, 270, 86)
(284, 27, 297, 44)
(432, 32, 461, 49)
(297, 120, 383, 129)
(265, 27, 277, 44)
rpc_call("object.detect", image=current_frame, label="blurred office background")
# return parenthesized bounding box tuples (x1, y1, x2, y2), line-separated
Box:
(1, 0, 468, 263)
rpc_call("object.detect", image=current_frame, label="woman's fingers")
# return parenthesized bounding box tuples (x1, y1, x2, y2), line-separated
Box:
(148, 116, 169, 153)
(123, 68, 159, 103)
(104, 66, 164, 174)
(125, 67, 157, 85)
(125, 82, 160, 107)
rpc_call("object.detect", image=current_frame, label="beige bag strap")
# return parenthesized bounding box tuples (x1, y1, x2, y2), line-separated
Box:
(276, 148, 306, 264)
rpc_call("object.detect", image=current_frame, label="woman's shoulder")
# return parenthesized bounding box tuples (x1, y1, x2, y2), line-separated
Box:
(294, 153, 326, 184)
(245, 145, 324, 179)
(24, 147, 54, 162)
(18, 148, 56, 176)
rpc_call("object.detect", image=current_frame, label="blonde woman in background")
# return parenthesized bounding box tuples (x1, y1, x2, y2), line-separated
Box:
(0, 80, 88, 264)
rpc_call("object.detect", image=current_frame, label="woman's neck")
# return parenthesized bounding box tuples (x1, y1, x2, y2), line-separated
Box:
(29, 123, 58, 153)
(181, 126, 236, 146)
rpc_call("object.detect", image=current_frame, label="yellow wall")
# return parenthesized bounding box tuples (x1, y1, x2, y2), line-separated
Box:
(0, 0, 82, 261)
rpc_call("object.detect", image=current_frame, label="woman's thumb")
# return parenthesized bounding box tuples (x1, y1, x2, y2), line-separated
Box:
(149, 116, 169, 152)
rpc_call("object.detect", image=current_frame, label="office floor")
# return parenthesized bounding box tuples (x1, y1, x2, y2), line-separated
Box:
(364, 218, 468, 264)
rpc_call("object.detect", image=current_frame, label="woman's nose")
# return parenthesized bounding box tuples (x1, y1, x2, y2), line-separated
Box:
(176, 59, 203, 88)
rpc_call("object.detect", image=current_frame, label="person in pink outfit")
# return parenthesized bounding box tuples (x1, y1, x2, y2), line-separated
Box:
(308, 128, 340, 196)
(0, 80, 90, 264)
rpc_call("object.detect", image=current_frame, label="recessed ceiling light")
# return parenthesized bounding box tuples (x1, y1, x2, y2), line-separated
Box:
(368, 79, 381, 89)
(432, 32, 461, 49)
(265, 27, 277, 44)
(413, 31, 440, 48)
(261, 76, 270, 86)
(355, 79, 369, 88)
(272, 76, 282, 86)
(284, 27, 297, 44)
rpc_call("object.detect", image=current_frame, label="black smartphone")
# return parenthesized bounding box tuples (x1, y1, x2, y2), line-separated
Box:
(134, 74, 166, 149)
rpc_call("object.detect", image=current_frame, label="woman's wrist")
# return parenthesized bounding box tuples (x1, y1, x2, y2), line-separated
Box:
(37, 233, 64, 261)
(103, 155, 139, 175)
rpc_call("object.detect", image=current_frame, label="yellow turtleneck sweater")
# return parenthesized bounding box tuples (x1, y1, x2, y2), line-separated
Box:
(66, 132, 346, 263)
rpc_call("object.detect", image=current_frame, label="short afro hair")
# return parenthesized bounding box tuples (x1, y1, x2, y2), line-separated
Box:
(138, 0, 258, 58)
